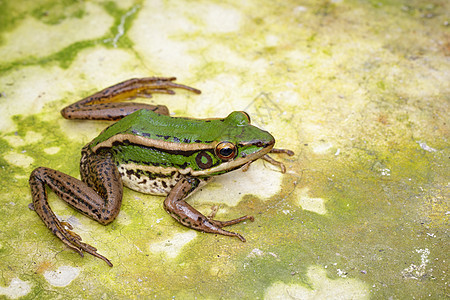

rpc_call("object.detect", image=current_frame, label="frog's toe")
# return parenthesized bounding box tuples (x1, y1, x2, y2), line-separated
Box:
(67, 230, 82, 241)
(55, 222, 113, 267)
(212, 227, 248, 242)
(136, 91, 154, 98)
(69, 236, 113, 267)
(205, 215, 254, 242)
(208, 205, 219, 219)
(209, 215, 254, 228)
(77, 241, 112, 266)
(60, 221, 73, 230)
(85, 248, 113, 267)
(234, 232, 247, 242)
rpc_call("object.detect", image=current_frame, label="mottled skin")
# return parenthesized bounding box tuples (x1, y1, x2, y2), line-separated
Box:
(29, 77, 293, 267)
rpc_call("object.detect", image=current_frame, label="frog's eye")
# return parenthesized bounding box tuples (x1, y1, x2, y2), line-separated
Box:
(241, 111, 251, 123)
(225, 111, 251, 125)
(215, 141, 237, 160)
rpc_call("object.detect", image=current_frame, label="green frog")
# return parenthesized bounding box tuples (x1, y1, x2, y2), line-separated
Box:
(29, 77, 293, 267)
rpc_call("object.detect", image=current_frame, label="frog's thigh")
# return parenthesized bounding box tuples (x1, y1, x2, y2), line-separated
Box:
(31, 167, 119, 224)
(80, 153, 124, 224)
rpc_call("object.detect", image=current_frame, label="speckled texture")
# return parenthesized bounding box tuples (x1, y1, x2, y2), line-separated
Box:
(0, 0, 448, 299)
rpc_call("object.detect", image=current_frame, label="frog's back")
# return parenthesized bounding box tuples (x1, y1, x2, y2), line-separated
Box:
(91, 109, 262, 148)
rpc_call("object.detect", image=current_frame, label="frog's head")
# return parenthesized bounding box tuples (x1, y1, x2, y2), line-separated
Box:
(194, 111, 275, 176)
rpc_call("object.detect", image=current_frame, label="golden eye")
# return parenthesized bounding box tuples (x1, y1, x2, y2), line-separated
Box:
(215, 141, 237, 160)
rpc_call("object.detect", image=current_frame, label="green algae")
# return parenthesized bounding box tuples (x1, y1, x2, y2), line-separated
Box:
(0, 1, 142, 73)
(31, 0, 86, 25)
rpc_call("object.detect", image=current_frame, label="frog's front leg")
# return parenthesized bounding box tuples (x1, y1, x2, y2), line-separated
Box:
(163, 177, 254, 242)
(29, 152, 123, 267)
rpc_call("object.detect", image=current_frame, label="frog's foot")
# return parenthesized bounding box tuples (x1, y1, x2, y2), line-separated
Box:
(129, 77, 202, 97)
(164, 178, 254, 242)
(270, 148, 295, 156)
(54, 220, 113, 267)
(263, 148, 295, 173)
(208, 205, 219, 218)
(208, 205, 254, 228)
(241, 161, 252, 172)
(262, 155, 287, 173)
(55, 221, 113, 267)
(206, 215, 255, 242)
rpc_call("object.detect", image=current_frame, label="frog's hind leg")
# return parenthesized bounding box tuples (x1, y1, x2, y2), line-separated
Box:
(61, 77, 201, 120)
(163, 177, 254, 242)
(29, 152, 123, 267)
(61, 102, 170, 121)
(29, 167, 115, 267)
